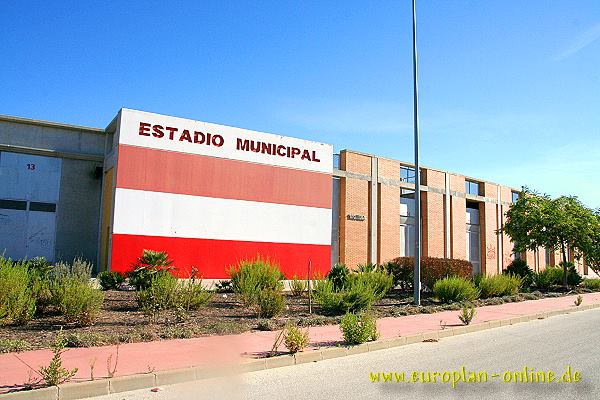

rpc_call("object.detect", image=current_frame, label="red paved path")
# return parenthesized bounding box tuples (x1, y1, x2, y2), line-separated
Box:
(1, 292, 598, 393)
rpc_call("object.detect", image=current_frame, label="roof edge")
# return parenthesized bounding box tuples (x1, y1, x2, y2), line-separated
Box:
(0, 113, 105, 134)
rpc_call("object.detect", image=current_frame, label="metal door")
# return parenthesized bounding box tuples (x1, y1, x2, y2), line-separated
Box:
(467, 226, 481, 275)
(0, 152, 61, 261)
(466, 206, 481, 275)
(0, 202, 27, 259)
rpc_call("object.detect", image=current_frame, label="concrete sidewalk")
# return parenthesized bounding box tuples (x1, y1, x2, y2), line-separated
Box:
(1, 292, 599, 396)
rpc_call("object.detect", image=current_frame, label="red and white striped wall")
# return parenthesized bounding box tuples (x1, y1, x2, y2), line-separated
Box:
(108, 109, 333, 278)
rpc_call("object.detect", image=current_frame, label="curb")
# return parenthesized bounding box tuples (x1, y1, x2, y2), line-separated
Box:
(2, 302, 599, 400)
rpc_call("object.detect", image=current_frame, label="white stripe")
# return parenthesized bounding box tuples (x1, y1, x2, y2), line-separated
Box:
(118, 109, 333, 174)
(112, 188, 332, 245)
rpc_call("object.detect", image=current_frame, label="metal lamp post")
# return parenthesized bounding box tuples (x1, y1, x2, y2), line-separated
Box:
(411, 0, 422, 306)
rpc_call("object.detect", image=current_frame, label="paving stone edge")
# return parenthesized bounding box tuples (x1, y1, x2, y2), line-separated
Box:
(1, 302, 598, 400)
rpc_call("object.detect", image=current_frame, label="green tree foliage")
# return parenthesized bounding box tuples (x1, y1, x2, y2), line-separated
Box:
(581, 211, 600, 276)
(503, 189, 598, 288)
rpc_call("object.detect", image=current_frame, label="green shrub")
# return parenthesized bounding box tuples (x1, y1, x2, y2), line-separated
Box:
(357, 263, 378, 273)
(128, 250, 175, 291)
(97, 271, 125, 290)
(0, 262, 36, 325)
(127, 250, 173, 288)
(314, 270, 391, 314)
(477, 274, 522, 298)
(385, 257, 473, 290)
(504, 259, 532, 277)
(313, 279, 341, 312)
(65, 332, 111, 348)
(0, 338, 31, 353)
(290, 275, 307, 296)
(582, 279, 600, 290)
(255, 289, 285, 318)
(472, 273, 483, 288)
(32, 277, 53, 313)
(561, 263, 583, 286)
(137, 249, 174, 268)
(330, 281, 377, 313)
(326, 263, 349, 291)
(504, 259, 533, 288)
(384, 259, 412, 289)
(533, 266, 563, 290)
(51, 258, 93, 283)
(433, 276, 480, 303)
(458, 304, 476, 325)
(39, 329, 78, 386)
(176, 279, 213, 311)
(58, 279, 104, 326)
(136, 271, 179, 323)
(27, 257, 54, 279)
(339, 312, 379, 345)
(228, 256, 284, 307)
(128, 265, 156, 291)
(349, 269, 394, 299)
(161, 325, 198, 339)
(283, 324, 310, 353)
(533, 264, 582, 289)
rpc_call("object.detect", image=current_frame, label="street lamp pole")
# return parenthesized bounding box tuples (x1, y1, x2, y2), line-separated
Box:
(411, 0, 421, 306)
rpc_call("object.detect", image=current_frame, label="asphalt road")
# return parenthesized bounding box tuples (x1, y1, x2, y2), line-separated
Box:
(89, 308, 600, 400)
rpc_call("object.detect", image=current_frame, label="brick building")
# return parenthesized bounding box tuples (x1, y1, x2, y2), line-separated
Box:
(332, 149, 592, 277)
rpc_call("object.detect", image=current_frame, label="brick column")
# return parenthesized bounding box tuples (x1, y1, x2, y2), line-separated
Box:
(422, 169, 445, 258)
(500, 187, 514, 269)
(338, 151, 371, 269)
(481, 183, 499, 275)
(449, 174, 466, 260)
(377, 158, 400, 263)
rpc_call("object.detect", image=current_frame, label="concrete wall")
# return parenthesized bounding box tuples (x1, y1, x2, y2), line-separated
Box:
(0, 116, 105, 157)
(54, 158, 103, 266)
(0, 115, 106, 269)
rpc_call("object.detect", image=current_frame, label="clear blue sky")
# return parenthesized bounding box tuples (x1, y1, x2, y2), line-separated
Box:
(1, 1, 599, 208)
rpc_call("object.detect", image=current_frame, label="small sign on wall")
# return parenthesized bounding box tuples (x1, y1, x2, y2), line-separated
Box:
(347, 214, 365, 221)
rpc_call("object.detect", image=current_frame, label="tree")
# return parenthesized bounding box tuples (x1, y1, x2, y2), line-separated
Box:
(503, 188, 597, 288)
(581, 211, 600, 276)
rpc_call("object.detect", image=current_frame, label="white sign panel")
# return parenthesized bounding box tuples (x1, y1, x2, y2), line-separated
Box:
(117, 108, 333, 174)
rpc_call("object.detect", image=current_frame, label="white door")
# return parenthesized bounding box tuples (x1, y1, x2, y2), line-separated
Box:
(0, 205, 28, 259)
(26, 208, 57, 260)
(0, 152, 61, 261)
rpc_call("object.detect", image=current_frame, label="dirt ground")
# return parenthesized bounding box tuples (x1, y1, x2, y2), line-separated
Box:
(0, 287, 588, 352)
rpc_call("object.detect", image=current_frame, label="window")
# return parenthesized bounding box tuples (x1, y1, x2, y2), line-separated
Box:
(400, 189, 415, 217)
(511, 191, 520, 203)
(465, 180, 480, 196)
(400, 166, 416, 184)
(0, 199, 27, 210)
(29, 202, 56, 212)
(333, 154, 340, 170)
(400, 224, 415, 257)
(466, 202, 480, 225)
(400, 189, 416, 257)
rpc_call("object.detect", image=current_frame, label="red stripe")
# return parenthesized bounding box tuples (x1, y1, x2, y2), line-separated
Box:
(116, 145, 332, 209)
(110, 234, 331, 279)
